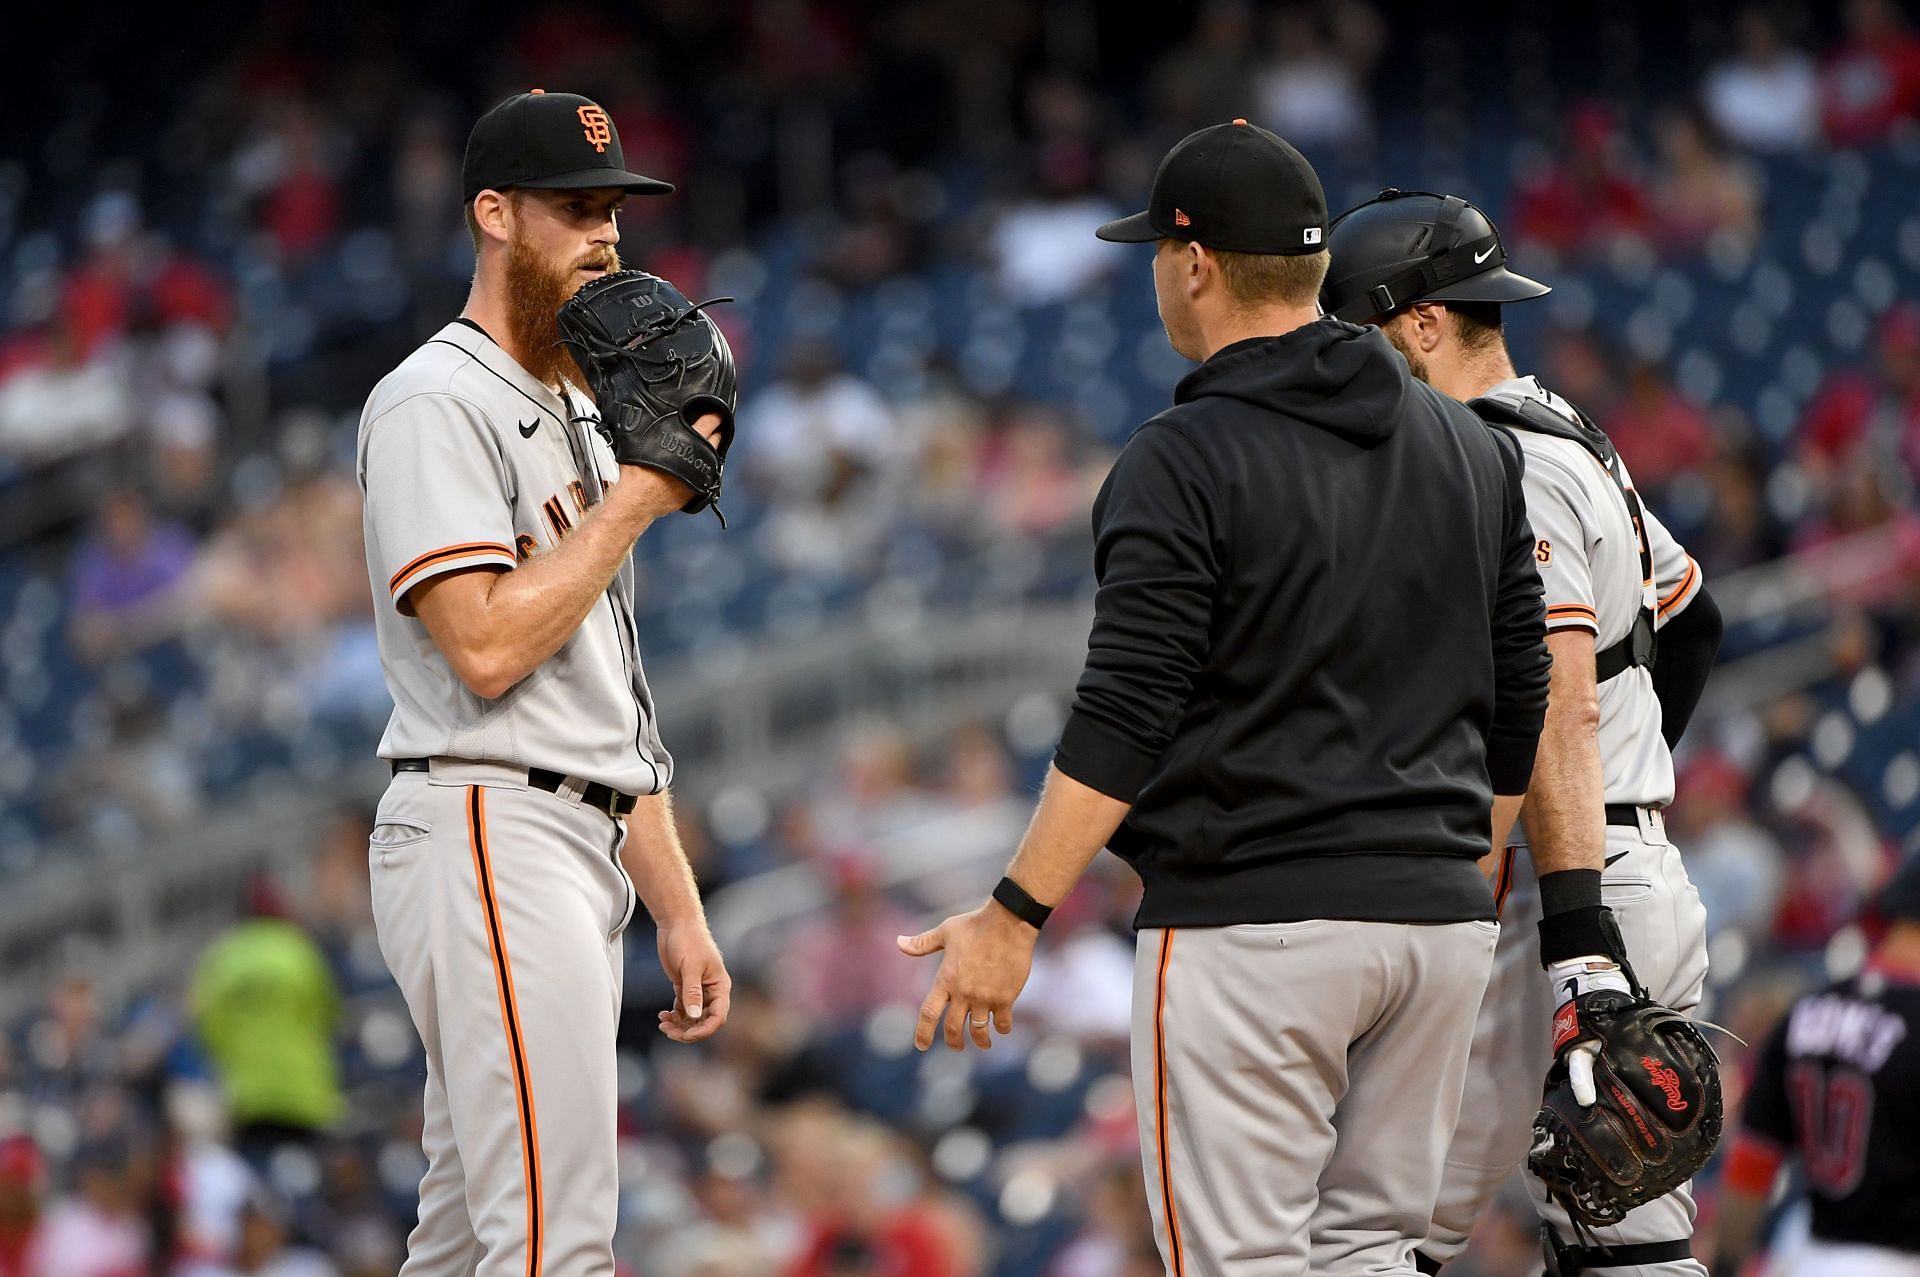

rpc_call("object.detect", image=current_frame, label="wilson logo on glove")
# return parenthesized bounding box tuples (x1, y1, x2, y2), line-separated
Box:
(1642, 1056, 1688, 1111)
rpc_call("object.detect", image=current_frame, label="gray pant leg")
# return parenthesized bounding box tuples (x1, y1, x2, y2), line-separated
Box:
(373, 770, 634, 1277)
(1133, 919, 1497, 1277)
(372, 802, 483, 1277)
(1423, 887, 1553, 1265)
(409, 1065, 483, 1277)
(1311, 921, 1501, 1276)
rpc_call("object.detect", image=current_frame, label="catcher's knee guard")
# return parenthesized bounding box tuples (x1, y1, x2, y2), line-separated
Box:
(1528, 991, 1722, 1228)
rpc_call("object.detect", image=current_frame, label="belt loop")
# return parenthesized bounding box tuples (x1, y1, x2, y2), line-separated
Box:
(558, 775, 585, 805)
(1640, 806, 1664, 845)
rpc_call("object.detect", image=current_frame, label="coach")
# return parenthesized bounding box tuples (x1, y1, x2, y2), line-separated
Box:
(899, 121, 1552, 1277)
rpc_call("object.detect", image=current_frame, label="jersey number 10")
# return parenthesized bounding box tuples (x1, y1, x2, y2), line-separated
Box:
(1786, 1060, 1875, 1195)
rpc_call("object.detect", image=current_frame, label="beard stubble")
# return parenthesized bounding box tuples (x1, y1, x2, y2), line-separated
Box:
(1380, 321, 1430, 384)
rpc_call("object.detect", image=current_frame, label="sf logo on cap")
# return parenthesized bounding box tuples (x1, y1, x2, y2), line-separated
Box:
(577, 105, 613, 153)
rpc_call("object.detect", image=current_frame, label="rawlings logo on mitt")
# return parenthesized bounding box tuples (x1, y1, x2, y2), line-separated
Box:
(1529, 991, 1723, 1227)
(557, 269, 739, 523)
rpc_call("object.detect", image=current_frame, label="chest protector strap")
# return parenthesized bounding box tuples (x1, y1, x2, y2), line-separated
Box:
(1468, 394, 1656, 683)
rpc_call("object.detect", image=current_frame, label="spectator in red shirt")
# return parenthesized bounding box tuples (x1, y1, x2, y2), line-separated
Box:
(61, 196, 231, 359)
(258, 104, 341, 264)
(0, 1137, 44, 1277)
(1512, 101, 1654, 257)
(1797, 301, 1920, 489)
(1819, 0, 1920, 146)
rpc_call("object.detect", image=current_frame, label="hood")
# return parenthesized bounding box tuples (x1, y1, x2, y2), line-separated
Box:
(1173, 318, 1410, 445)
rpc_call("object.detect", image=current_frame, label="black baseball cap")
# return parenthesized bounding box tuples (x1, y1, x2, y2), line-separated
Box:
(1096, 119, 1328, 256)
(462, 90, 674, 202)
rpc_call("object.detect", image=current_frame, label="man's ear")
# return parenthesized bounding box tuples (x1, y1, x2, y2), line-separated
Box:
(473, 190, 513, 245)
(1187, 241, 1214, 298)
(1411, 302, 1449, 353)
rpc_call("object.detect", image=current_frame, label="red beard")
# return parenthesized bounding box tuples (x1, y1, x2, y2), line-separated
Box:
(504, 233, 619, 388)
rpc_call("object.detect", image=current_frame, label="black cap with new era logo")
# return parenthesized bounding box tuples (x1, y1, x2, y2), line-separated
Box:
(1096, 119, 1328, 256)
(462, 90, 675, 202)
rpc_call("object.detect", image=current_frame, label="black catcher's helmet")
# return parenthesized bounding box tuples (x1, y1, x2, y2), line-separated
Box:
(1319, 188, 1550, 324)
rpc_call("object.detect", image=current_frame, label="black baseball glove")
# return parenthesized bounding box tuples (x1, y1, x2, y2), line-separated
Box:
(1529, 989, 1723, 1228)
(557, 270, 738, 522)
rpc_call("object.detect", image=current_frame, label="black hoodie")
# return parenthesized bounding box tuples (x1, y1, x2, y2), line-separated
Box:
(1053, 319, 1550, 928)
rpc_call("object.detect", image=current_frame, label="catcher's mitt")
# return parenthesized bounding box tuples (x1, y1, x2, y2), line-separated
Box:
(1529, 989, 1722, 1227)
(557, 269, 738, 521)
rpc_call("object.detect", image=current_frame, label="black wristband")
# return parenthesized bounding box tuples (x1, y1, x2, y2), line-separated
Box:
(1537, 868, 1603, 917)
(992, 876, 1054, 931)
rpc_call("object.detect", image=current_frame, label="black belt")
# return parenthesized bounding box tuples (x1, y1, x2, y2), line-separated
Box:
(1544, 1232, 1694, 1274)
(1605, 803, 1659, 827)
(389, 758, 638, 819)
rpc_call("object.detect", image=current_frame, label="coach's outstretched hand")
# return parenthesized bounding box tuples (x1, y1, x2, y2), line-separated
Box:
(899, 902, 1038, 1052)
(656, 922, 732, 1043)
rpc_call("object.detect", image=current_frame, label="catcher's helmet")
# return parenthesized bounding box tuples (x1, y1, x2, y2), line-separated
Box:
(1319, 188, 1550, 324)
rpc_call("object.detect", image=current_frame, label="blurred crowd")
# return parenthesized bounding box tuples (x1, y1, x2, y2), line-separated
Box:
(0, 720, 1163, 1277)
(3, 0, 1920, 1274)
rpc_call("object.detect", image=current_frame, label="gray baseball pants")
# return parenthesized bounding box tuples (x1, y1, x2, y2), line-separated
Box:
(1132, 916, 1499, 1277)
(370, 760, 637, 1277)
(1423, 809, 1711, 1276)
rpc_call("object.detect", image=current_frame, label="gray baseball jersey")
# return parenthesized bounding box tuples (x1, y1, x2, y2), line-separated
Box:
(1480, 376, 1703, 809)
(357, 319, 670, 795)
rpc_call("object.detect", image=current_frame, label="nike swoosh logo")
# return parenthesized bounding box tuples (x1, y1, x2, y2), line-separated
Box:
(518, 418, 540, 438)
(1473, 246, 1496, 265)
(1605, 851, 1629, 867)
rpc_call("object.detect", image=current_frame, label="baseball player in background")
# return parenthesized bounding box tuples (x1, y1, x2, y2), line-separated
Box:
(902, 123, 1552, 1277)
(1323, 190, 1726, 1276)
(1715, 853, 1920, 1277)
(356, 91, 731, 1276)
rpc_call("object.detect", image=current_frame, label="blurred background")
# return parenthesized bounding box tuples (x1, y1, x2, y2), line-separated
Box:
(0, 0, 1918, 1273)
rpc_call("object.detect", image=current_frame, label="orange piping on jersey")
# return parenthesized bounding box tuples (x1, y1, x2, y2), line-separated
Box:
(388, 542, 515, 595)
(467, 787, 544, 1276)
(1657, 558, 1699, 619)
(1154, 930, 1187, 1277)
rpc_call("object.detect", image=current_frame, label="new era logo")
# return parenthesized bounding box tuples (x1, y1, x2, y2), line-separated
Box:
(1304, 226, 1323, 245)
(1173, 208, 1192, 227)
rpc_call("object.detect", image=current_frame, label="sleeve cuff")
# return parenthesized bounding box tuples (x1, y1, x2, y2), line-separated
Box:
(1487, 732, 1539, 797)
(388, 541, 517, 606)
(1657, 557, 1702, 623)
(1544, 603, 1599, 634)
(1053, 711, 1162, 802)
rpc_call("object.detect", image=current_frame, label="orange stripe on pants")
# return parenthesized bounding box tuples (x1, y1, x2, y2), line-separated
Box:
(1154, 929, 1186, 1277)
(466, 785, 544, 1277)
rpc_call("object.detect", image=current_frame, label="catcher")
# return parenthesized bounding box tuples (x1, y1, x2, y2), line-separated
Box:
(1323, 191, 1725, 1277)
(356, 90, 734, 1275)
